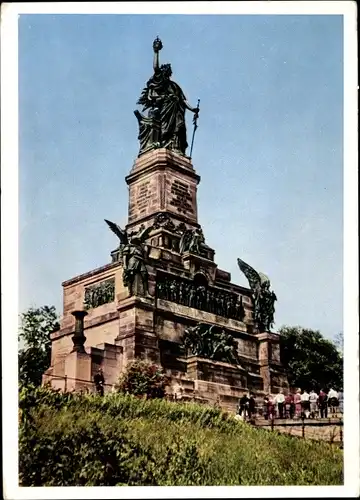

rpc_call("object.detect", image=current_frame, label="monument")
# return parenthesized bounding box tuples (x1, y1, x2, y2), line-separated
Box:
(43, 38, 288, 410)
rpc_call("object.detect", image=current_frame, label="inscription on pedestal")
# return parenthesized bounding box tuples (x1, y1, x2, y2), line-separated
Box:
(136, 180, 151, 213)
(170, 179, 193, 214)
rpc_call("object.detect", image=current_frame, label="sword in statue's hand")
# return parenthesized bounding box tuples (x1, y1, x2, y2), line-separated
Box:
(190, 99, 200, 158)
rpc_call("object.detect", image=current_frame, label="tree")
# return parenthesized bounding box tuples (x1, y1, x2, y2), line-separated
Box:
(117, 359, 170, 399)
(279, 326, 343, 392)
(18, 306, 59, 387)
(334, 331, 344, 354)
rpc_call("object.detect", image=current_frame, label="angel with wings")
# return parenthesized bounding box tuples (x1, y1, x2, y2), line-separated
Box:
(105, 220, 153, 296)
(237, 258, 277, 332)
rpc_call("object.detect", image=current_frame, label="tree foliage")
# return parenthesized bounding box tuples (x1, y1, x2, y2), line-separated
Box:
(117, 360, 170, 399)
(279, 326, 343, 391)
(18, 305, 59, 387)
(334, 331, 344, 354)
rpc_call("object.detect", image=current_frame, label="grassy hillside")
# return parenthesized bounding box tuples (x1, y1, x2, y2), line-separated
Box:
(19, 386, 343, 486)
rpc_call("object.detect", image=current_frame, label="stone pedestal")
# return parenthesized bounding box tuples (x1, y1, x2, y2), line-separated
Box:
(64, 350, 92, 392)
(181, 251, 217, 281)
(116, 295, 160, 366)
(255, 331, 289, 394)
(185, 356, 248, 411)
(125, 149, 200, 234)
(90, 343, 124, 389)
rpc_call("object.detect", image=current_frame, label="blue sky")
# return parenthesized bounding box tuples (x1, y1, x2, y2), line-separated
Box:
(19, 14, 343, 340)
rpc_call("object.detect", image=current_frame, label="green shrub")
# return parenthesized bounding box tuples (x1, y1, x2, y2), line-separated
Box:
(116, 359, 170, 399)
(19, 385, 343, 486)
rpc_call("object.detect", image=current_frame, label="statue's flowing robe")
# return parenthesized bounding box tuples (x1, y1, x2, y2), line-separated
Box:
(159, 80, 188, 152)
(134, 111, 154, 154)
(138, 69, 189, 154)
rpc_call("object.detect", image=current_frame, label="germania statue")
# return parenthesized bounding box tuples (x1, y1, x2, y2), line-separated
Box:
(134, 37, 200, 156)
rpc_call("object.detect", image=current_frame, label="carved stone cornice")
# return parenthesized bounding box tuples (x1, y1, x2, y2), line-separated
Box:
(127, 149, 200, 183)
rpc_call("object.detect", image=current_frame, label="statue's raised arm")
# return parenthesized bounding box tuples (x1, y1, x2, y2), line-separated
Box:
(152, 36, 163, 71)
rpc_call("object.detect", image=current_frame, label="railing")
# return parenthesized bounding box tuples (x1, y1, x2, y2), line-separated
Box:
(43, 373, 114, 393)
(252, 413, 344, 446)
(40, 377, 344, 446)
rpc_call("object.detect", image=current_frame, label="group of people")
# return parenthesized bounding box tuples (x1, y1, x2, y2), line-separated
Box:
(237, 392, 257, 421)
(262, 387, 343, 420)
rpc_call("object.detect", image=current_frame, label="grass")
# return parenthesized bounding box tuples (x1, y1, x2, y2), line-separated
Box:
(19, 387, 343, 486)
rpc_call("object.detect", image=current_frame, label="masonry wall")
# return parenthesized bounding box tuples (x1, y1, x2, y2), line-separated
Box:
(126, 149, 200, 232)
(50, 263, 125, 370)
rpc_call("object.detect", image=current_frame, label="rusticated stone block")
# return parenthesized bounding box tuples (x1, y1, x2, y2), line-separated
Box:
(187, 357, 247, 388)
(126, 149, 200, 230)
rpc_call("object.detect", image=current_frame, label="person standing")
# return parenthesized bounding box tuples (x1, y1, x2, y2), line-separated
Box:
(267, 394, 275, 420)
(238, 393, 249, 420)
(275, 390, 285, 419)
(309, 389, 319, 418)
(301, 389, 310, 418)
(248, 393, 256, 422)
(338, 389, 344, 414)
(285, 392, 294, 419)
(94, 368, 105, 396)
(263, 395, 269, 420)
(318, 389, 328, 418)
(294, 388, 302, 419)
(245, 392, 251, 419)
(328, 387, 339, 415)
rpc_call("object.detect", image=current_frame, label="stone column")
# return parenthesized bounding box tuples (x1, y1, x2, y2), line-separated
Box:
(116, 295, 160, 368)
(71, 310, 88, 353)
(64, 310, 92, 392)
(256, 332, 272, 394)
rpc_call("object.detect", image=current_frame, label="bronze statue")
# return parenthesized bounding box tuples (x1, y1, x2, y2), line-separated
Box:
(182, 323, 240, 365)
(105, 220, 152, 296)
(135, 37, 200, 156)
(134, 109, 161, 154)
(237, 258, 277, 332)
(179, 227, 205, 255)
(155, 272, 245, 321)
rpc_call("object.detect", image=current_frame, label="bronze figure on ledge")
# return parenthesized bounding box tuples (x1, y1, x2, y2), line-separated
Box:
(237, 258, 277, 332)
(105, 220, 152, 297)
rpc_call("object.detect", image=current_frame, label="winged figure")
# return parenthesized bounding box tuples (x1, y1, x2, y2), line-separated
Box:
(105, 219, 128, 263)
(237, 258, 277, 332)
(105, 219, 128, 244)
(105, 220, 153, 297)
